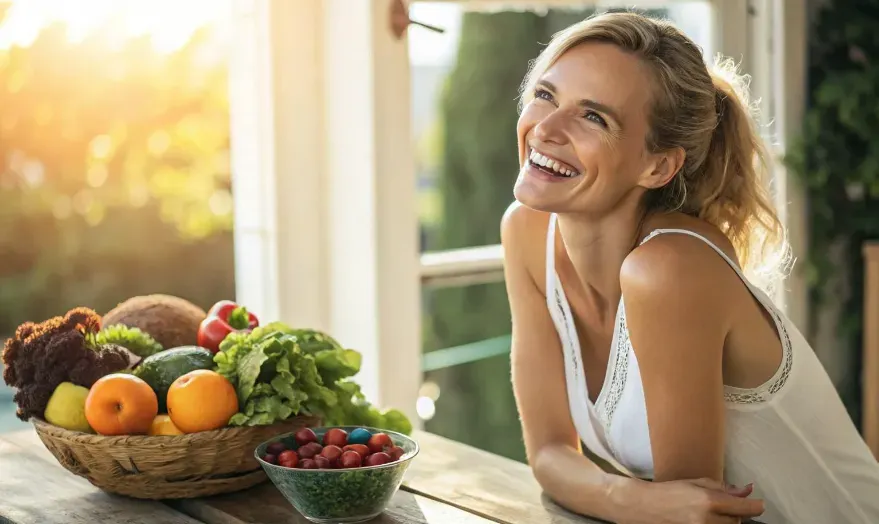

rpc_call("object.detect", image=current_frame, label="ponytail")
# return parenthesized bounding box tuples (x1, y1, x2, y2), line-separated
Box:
(687, 59, 789, 290)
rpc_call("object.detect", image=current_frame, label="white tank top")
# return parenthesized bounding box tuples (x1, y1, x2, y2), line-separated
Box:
(544, 214, 879, 524)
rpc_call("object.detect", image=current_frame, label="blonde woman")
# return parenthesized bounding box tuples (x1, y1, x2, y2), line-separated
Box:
(502, 11, 879, 524)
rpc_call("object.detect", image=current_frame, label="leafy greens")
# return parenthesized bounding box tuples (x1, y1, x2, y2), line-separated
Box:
(213, 322, 412, 435)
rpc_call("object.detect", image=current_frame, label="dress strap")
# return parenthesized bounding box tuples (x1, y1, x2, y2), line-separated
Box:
(546, 213, 558, 298)
(639, 227, 794, 405)
(640, 228, 749, 283)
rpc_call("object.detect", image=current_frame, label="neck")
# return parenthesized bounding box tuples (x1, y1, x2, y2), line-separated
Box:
(556, 196, 647, 308)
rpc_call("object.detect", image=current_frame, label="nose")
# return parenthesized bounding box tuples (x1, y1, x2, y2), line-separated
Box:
(532, 109, 569, 145)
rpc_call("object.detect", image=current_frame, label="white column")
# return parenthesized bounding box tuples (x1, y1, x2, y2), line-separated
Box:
(228, 0, 330, 331)
(323, 0, 422, 426)
(775, 0, 809, 333)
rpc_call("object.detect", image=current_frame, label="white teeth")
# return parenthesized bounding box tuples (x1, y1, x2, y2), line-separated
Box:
(529, 150, 577, 177)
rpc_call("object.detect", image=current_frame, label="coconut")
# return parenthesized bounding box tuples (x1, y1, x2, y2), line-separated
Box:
(102, 294, 207, 349)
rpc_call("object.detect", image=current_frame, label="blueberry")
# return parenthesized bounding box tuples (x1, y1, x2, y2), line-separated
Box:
(348, 427, 372, 445)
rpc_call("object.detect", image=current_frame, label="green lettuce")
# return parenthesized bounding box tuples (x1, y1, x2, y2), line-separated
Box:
(214, 322, 412, 434)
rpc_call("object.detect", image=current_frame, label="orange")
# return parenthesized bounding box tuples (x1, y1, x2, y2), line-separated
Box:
(148, 414, 184, 436)
(85, 373, 158, 436)
(167, 370, 238, 433)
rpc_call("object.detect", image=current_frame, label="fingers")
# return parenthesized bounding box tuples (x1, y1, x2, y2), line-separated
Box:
(710, 517, 744, 524)
(688, 478, 754, 497)
(688, 478, 726, 491)
(724, 483, 754, 498)
(708, 517, 743, 524)
(710, 491, 765, 518)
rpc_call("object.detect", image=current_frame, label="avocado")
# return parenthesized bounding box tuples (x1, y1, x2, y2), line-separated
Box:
(133, 346, 215, 412)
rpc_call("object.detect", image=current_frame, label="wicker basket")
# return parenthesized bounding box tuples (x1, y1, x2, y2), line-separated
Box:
(32, 414, 321, 499)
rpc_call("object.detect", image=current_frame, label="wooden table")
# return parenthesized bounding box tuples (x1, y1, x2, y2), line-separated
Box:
(0, 426, 605, 524)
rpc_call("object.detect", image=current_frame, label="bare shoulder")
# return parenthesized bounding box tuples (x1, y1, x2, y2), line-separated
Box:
(620, 215, 740, 315)
(500, 201, 552, 289)
(500, 200, 551, 246)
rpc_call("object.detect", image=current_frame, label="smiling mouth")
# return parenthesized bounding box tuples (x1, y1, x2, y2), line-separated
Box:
(528, 149, 580, 178)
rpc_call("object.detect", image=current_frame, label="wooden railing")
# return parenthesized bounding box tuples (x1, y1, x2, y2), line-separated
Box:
(862, 242, 879, 459)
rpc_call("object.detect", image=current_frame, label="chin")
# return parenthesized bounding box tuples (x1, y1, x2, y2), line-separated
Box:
(513, 168, 574, 213)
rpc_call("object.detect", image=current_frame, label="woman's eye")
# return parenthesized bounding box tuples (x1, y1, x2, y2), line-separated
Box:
(584, 111, 607, 127)
(534, 88, 554, 102)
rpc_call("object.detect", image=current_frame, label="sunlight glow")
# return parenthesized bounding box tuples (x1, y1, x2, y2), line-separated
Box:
(0, 0, 231, 52)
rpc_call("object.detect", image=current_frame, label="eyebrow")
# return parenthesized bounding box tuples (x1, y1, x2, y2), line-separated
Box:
(537, 79, 622, 126)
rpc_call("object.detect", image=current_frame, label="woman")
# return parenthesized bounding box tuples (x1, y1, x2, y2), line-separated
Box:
(501, 11, 879, 524)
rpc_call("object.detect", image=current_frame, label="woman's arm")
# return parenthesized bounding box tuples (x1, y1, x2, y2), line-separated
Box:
(502, 206, 764, 524)
(620, 233, 737, 482)
(501, 203, 638, 522)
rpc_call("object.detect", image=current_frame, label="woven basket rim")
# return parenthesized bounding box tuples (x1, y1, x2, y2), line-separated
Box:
(31, 415, 319, 444)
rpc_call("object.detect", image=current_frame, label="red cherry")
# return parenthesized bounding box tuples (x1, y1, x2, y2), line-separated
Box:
(278, 450, 299, 468)
(299, 459, 318, 469)
(365, 452, 392, 467)
(314, 456, 332, 469)
(387, 446, 405, 461)
(323, 428, 348, 447)
(320, 445, 343, 464)
(367, 432, 393, 454)
(343, 444, 370, 457)
(340, 450, 362, 468)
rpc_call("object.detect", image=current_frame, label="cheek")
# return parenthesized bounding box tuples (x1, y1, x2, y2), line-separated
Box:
(569, 128, 610, 169)
(516, 107, 537, 157)
(516, 102, 550, 143)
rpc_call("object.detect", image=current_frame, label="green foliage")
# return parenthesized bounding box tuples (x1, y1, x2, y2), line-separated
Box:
(0, 20, 235, 335)
(783, 2, 879, 417)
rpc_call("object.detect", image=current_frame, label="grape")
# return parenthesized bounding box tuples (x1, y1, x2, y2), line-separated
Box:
(298, 442, 323, 459)
(266, 442, 286, 456)
(295, 428, 318, 446)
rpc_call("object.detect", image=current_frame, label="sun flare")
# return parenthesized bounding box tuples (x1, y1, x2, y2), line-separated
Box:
(0, 0, 231, 52)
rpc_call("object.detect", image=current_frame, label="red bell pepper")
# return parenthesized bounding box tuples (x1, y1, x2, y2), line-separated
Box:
(197, 300, 259, 353)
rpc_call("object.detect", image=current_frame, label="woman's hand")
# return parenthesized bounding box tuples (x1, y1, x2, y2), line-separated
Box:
(615, 478, 765, 524)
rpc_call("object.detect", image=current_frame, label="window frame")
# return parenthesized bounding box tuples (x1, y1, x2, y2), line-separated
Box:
(228, 0, 807, 429)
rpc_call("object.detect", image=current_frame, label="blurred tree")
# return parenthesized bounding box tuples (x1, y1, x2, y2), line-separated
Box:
(0, 20, 234, 334)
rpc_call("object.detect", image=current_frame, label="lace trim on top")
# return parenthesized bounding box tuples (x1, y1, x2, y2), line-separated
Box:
(554, 282, 584, 399)
(596, 230, 796, 435)
(598, 305, 629, 429)
(722, 302, 794, 403)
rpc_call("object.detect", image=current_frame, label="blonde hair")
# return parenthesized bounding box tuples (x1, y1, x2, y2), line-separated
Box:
(520, 11, 790, 290)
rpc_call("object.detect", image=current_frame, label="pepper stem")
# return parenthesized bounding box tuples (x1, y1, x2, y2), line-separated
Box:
(227, 306, 250, 330)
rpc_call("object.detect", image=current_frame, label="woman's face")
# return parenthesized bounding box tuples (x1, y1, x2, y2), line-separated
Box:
(514, 42, 674, 216)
